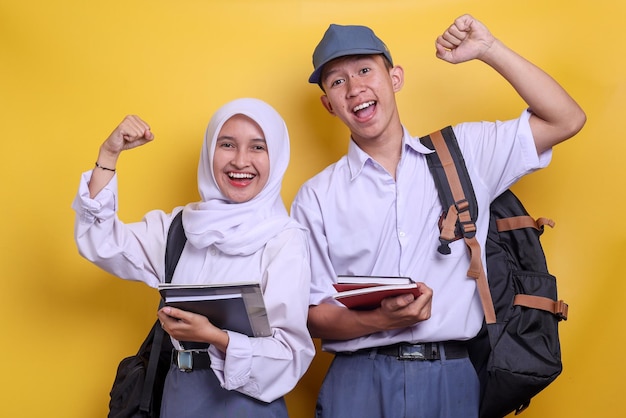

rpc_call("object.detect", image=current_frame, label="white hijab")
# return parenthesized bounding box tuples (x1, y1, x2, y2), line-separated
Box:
(182, 98, 303, 255)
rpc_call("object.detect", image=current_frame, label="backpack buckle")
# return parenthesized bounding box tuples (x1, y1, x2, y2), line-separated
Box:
(437, 200, 474, 255)
(556, 300, 569, 321)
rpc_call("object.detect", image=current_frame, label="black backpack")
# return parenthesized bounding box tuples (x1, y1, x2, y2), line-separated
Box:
(420, 127, 569, 418)
(108, 211, 186, 417)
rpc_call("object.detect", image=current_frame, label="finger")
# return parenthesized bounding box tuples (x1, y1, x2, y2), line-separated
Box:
(441, 29, 465, 47)
(128, 115, 153, 140)
(435, 41, 453, 62)
(380, 293, 416, 311)
(121, 115, 152, 141)
(414, 284, 433, 320)
(157, 311, 170, 331)
(415, 283, 433, 300)
(157, 309, 172, 323)
(453, 14, 474, 33)
(162, 306, 180, 318)
(436, 35, 455, 51)
(143, 128, 154, 141)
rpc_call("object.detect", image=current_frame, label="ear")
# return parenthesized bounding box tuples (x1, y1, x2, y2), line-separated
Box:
(320, 95, 335, 115)
(390, 65, 404, 92)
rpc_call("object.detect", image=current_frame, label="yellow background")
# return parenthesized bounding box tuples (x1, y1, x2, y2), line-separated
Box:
(1, 0, 622, 416)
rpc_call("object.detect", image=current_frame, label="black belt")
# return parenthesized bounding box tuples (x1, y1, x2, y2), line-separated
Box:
(341, 341, 468, 361)
(171, 350, 211, 372)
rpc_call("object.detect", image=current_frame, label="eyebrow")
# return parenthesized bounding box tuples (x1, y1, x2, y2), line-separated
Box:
(321, 55, 376, 84)
(216, 136, 267, 143)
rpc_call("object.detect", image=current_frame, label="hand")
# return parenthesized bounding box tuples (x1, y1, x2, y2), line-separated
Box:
(100, 115, 154, 157)
(435, 14, 495, 64)
(308, 282, 433, 340)
(158, 306, 229, 352)
(378, 282, 433, 328)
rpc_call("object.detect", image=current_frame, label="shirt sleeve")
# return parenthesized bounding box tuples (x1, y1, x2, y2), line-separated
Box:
(207, 228, 315, 402)
(291, 182, 341, 307)
(453, 109, 553, 199)
(72, 170, 172, 288)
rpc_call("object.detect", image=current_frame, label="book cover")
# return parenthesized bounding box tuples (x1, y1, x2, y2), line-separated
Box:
(158, 282, 271, 338)
(333, 276, 421, 310)
(333, 275, 413, 292)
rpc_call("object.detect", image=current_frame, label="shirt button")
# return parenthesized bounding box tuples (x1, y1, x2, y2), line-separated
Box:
(210, 249, 217, 256)
(399, 231, 406, 237)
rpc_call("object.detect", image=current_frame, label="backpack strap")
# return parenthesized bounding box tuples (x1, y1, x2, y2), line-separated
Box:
(420, 127, 496, 324)
(139, 210, 186, 413)
(514, 294, 568, 321)
(496, 215, 555, 232)
(165, 210, 187, 283)
(421, 127, 477, 251)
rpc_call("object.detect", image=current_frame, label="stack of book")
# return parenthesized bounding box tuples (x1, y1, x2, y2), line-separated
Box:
(333, 275, 422, 310)
(159, 282, 271, 337)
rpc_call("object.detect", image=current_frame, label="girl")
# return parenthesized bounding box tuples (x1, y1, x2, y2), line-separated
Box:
(73, 98, 314, 417)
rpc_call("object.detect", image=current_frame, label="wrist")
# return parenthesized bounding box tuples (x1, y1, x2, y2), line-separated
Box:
(477, 38, 505, 65)
(94, 161, 116, 172)
(95, 148, 119, 172)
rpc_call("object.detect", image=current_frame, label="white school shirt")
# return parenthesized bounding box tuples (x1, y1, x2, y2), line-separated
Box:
(72, 175, 315, 402)
(291, 110, 551, 353)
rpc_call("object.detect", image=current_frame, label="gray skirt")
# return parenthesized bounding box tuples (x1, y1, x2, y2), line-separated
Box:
(160, 364, 288, 418)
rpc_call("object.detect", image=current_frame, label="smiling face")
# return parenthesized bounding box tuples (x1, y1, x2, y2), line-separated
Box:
(212, 114, 270, 203)
(319, 54, 404, 146)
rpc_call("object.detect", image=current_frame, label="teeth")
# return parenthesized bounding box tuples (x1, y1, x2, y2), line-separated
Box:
(228, 172, 254, 179)
(353, 101, 375, 112)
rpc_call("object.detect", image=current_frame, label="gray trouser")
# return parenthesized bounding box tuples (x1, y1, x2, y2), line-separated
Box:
(161, 364, 288, 418)
(316, 344, 480, 418)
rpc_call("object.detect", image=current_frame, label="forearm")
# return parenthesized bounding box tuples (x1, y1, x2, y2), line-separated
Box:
(308, 303, 387, 340)
(88, 147, 120, 198)
(88, 114, 154, 198)
(480, 39, 586, 151)
(309, 281, 433, 340)
(205, 328, 229, 352)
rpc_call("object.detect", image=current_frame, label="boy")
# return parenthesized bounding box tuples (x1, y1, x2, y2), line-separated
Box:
(291, 14, 585, 418)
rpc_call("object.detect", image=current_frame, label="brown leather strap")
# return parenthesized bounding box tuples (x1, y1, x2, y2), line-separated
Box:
(430, 130, 497, 324)
(439, 204, 459, 242)
(464, 236, 496, 323)
(430, 130, 466, 207)
(497, 215, 555, 232)
(514, 294, 569, 321)
(536, 217, 555, 229)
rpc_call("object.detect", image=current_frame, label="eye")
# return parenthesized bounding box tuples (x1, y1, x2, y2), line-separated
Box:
(330, 78, 345, 88)
(359, 67, 371, 75)
(219, 142, 235, 149)
(250, 139, 267, 152)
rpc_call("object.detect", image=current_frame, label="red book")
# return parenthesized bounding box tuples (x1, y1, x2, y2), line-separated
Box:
(333, 276, 421, 310)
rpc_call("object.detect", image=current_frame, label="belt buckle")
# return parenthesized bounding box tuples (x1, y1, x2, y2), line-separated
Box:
(397, 343, 437, 361)
(177, 350, 194, 372)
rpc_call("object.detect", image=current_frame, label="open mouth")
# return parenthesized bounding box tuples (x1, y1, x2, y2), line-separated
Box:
(228, 172, 255, 180)
(353, 100, 376, 116)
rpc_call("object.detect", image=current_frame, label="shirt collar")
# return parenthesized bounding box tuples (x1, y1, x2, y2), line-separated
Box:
(346, 126, 435, 180)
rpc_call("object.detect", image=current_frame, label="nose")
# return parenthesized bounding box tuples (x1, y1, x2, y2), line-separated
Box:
(231, 148, 249, 168)
(346, 74, 366, 97)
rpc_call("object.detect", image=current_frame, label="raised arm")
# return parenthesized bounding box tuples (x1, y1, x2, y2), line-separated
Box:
(435, 14, 586, 154)
(89, 115, 154, 198)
